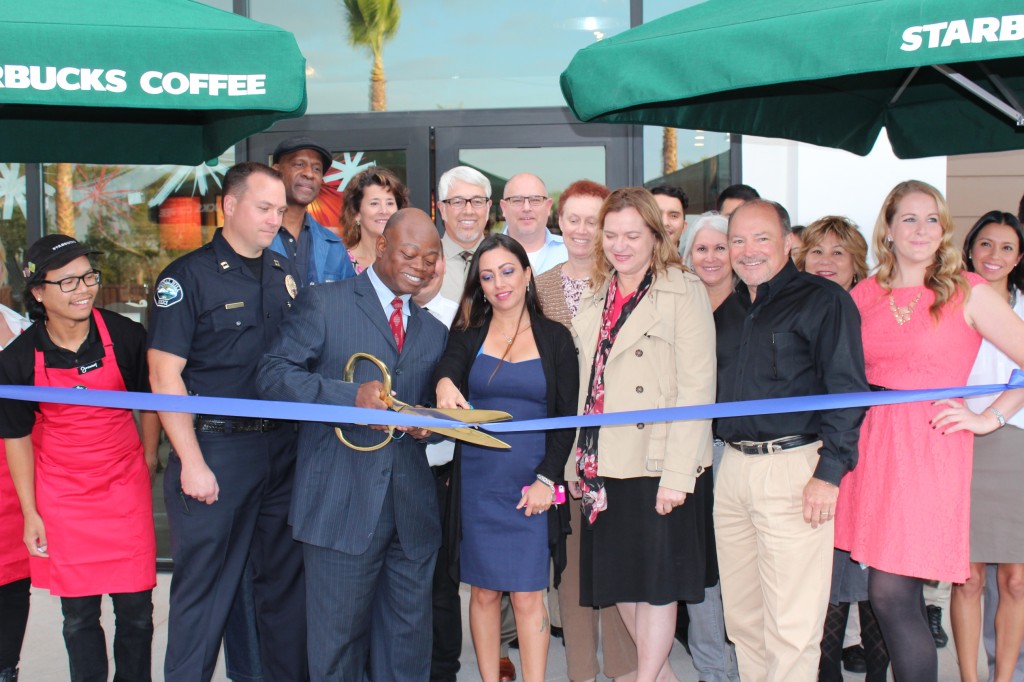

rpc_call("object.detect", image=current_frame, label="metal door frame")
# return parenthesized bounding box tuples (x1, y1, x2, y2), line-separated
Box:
(245, 107, 643, 216)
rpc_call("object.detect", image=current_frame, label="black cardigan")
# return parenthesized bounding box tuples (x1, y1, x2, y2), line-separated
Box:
(432, 308, 580, 586)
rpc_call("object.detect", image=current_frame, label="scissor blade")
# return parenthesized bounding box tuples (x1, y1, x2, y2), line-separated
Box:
(394, 403, 512, 424)
(431, 427, 511, 450)
(426, 407, 512, 423)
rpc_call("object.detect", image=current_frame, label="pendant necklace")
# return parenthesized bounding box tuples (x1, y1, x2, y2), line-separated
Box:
(888, 291, 923, 325)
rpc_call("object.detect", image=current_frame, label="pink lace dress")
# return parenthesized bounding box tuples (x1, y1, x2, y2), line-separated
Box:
(835, 273, 985, 583)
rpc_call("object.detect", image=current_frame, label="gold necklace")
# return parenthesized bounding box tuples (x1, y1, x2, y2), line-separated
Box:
(888, 291, 923, 325)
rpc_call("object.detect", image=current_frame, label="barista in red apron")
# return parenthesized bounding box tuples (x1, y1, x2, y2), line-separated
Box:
(0, 294, 32, 682)
(0, 235, 158, 682)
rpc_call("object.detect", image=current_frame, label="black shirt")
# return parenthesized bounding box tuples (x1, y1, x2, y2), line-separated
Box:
(0, 308, 150, 438)
(147, 228, 294, 400)
(275, 219, 312, 285)
(714, 260, 868, 485)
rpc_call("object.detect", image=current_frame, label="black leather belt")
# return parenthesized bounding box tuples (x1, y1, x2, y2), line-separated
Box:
(727, 434, 818, 455)
(194, 415, 281, 434)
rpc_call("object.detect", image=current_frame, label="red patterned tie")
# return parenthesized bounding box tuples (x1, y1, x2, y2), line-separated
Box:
(389, 297, 405, 352)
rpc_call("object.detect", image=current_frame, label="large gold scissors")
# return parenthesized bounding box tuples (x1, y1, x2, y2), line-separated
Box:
(334, 353, 512, 452)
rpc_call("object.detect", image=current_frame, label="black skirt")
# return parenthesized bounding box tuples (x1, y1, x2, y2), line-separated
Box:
(579, 469, 717, 607)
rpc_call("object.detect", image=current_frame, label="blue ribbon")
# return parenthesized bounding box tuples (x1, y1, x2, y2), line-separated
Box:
(2, 369, 1023, 432)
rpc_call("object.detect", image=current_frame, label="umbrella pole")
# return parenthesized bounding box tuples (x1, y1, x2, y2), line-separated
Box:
(931, 64, 1024, 126)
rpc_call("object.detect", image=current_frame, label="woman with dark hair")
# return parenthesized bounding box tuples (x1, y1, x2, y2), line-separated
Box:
(835, 182, 1024, 682)
(341, 167, 409, 274)
(0, 235, 159, 682)
(951, 210, 1024, 682)
(434, 234, 579, 682)
(570, 187, 716, 682)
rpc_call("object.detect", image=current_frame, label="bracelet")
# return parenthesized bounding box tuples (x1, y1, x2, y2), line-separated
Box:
(988, 406, 1007, 428)
(536, 474, 556, 492)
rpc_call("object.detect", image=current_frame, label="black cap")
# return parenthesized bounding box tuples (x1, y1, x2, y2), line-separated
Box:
(272, 136, 332, 170)
(23, 235, 101, 283)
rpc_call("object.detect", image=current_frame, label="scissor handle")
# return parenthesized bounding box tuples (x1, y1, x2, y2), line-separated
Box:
(334, 352, 395, 452)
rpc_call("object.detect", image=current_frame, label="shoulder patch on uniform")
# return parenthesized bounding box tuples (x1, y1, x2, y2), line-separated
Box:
(154, 278, 183, 308)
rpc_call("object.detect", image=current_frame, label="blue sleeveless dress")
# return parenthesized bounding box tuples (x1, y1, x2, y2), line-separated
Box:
(459, 353, 549, 592)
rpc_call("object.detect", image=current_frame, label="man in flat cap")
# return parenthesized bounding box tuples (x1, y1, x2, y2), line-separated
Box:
(270, 135, 356, 287)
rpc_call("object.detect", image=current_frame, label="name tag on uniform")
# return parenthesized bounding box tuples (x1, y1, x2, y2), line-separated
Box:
(78, 359, 103, 375)
(225, 302, 245, 310)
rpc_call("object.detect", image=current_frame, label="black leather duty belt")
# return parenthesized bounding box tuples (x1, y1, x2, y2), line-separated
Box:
(727, 434, 818, 455)
(194, 415, 282, 434)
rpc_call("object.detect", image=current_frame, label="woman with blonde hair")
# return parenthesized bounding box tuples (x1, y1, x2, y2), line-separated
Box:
(340, 168, 409, 273)
(535, 180, 641, 682)
(834, 181, 1024, 682)
(570, 187, 716, 682)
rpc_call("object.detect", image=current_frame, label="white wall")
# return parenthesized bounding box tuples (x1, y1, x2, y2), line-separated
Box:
(741, 129, 947, 237)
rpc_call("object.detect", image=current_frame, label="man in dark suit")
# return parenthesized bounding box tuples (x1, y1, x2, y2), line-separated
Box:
(257, 208, 447, 682)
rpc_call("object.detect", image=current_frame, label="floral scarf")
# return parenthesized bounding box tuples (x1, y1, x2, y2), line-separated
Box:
(575, 268, 654, 525)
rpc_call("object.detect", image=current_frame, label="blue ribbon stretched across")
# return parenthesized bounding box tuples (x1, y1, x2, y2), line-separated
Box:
(1, 369, 1022, 433)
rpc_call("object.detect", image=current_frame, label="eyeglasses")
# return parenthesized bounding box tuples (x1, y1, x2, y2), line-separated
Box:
(43, 270, 101, 292)
(441, 196, 489, 209)
(503, 195, 549, 208)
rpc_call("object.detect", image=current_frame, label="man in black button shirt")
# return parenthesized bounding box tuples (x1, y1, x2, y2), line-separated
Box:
(713, 200, 868, 682)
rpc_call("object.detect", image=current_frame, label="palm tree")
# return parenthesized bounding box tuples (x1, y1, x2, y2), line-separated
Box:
(662, 128, 678, 177)
(55, 163, 75, 236)
(341, 0, 401, 112)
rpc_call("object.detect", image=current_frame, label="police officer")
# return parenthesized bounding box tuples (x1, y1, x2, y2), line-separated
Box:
(148, 161, 306, 682)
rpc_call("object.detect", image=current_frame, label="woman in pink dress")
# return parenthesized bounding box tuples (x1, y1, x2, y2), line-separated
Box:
(834, 180, 1024, 682)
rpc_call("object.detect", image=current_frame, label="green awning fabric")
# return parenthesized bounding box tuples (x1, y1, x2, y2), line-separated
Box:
(0, 0, 308, 164)
(561, 0, 1024, 158)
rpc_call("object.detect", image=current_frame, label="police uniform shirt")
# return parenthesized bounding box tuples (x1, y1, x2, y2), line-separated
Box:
(0, 308, 149, 438)
(147, 228, 294, 400)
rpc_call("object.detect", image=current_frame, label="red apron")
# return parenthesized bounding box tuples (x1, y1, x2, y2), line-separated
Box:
(0, 439, 29, 586)
(30, 309, 156, 597)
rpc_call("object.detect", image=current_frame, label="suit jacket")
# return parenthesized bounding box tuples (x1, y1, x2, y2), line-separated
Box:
(432, 308, 579, 585)
(256, 272, 447, 559)
(568, 267, 716, 493)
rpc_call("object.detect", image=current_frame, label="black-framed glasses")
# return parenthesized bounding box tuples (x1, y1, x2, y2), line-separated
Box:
(43, 270, 101, 292)
(441, 196, 489, 209)
(503, 195, 549, 208)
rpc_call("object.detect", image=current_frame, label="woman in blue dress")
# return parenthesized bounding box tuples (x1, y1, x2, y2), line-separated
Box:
(435, 234, 579, 682)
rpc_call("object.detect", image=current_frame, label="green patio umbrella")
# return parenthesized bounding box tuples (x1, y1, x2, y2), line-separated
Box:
(0, 0, 307, 165)
(560, 0, 1024, 159)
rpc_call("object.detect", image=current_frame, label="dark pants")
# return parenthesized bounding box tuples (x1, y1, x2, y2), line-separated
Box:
(163, 428, 306, 682)
(430, 466, 461, 682)
(61, 590, 153, 682)
(0, 578, 30, 671)
(304, 481, 436, 682)
(223, 560, 263, 682)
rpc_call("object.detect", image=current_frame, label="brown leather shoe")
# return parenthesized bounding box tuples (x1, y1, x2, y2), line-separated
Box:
(498, 656, 517, 681)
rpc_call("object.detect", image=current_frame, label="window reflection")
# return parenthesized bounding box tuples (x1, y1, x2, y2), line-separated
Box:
(459, 146, 605, 234)
(42, 153, 233, 319)
(0, 164, 28, 313)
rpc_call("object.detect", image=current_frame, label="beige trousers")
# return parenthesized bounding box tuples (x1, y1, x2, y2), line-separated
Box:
(714, 442, 833, 682)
